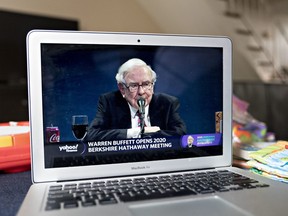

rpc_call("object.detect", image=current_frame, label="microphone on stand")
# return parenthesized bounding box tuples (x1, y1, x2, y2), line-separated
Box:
(137, 97, 145, 117)
(137, 97, 145, 136)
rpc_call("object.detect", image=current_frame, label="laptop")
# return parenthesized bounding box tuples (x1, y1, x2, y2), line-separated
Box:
(18, 30, 288, 216)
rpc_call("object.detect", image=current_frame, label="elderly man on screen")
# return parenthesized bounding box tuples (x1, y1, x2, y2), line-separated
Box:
(87, 58, 186, 140)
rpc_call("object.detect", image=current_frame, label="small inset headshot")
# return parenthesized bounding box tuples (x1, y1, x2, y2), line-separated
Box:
(181, 135, 195, 148)
(187, 135, 194, 148)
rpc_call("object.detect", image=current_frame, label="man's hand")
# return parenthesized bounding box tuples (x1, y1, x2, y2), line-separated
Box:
(144, 126, 160, 133)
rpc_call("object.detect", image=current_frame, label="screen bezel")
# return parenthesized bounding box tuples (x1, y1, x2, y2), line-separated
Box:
(27, 30, 232, 183)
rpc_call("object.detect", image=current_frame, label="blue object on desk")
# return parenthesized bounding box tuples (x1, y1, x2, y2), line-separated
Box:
(0, 171, 31, 216)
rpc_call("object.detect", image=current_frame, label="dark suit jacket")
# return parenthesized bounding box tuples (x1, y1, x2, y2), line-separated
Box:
(87, 91, 186, 140)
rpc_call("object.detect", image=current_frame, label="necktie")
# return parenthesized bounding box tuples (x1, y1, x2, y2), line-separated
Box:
(136, 111, 146, 128)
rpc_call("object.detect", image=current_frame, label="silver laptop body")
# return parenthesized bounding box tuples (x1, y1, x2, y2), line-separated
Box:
(18, 30, 288, 216)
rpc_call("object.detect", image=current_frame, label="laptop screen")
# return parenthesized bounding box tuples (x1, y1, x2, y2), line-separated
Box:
(40, 43, 224, 168)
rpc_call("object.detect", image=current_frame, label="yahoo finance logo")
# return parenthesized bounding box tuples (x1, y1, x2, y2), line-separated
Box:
(59, 144, 79, 153)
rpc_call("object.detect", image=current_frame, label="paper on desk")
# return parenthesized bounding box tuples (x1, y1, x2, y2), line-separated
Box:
(250, 167, 288, 183)
(247, 160, 288, 178)
(0, 126, 30, 136)
(247, 141, 288, 182)
(248, 141, 288, 168)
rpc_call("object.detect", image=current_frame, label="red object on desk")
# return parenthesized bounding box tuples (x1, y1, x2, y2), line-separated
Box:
(0, 121, 31, 173)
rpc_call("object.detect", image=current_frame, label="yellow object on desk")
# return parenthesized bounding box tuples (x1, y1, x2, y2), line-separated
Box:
(0, 135, 13, 147)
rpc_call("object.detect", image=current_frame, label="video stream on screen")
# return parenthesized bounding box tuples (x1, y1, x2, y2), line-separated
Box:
(40, 44, 223, 168)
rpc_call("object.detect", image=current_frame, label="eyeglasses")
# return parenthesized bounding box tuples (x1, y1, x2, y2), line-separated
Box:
(122, 81, 154, 93)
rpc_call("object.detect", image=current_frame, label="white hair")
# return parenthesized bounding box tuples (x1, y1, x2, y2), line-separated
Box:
(115, 58, 157, 84)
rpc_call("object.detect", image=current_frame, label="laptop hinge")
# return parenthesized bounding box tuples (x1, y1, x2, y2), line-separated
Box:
(56, 167, 218, 183)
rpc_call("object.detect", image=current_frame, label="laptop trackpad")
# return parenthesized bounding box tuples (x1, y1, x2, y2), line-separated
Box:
(129, 196, 252, 216)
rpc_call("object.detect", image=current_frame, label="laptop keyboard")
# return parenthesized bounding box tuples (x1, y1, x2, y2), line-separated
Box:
(45, 170, 269, 211)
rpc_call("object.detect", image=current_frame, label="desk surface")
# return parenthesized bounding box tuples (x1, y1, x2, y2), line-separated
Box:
(0, 171, 32, 216)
